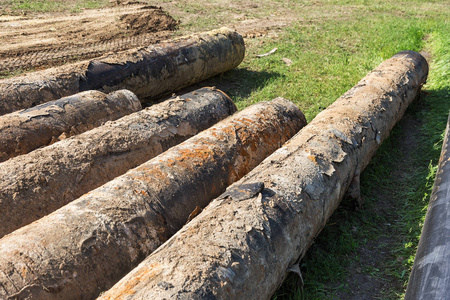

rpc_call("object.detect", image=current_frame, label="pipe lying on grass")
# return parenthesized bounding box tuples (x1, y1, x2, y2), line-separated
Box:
(0, 87, 236, 238)
(0, 97, 306, 300)
(0, 89, 141, 162)
(98, 51, 429, 300)
(0, 27, 244, 115)
(405, 113, 450, 300)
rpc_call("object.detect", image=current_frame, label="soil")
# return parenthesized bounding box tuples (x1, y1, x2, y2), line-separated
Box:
(0, 0, 359, 75)
(0, 0, 340, 74)
(0, 3, 179, 71)
(329, 106, 424, 299)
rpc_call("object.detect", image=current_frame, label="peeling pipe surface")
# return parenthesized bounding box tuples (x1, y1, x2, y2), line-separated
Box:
(0, 89, 141, 162)
(0, 87, 236, 238)
(0, 97, 306, 299)
(98, 51, 429, 300)
(0, 27, 244, 115)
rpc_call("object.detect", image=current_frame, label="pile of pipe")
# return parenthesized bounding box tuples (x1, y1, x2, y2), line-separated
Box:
(0, 25, 429, 300)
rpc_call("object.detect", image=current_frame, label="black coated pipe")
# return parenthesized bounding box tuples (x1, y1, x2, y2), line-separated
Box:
(405, 113, 450, 300)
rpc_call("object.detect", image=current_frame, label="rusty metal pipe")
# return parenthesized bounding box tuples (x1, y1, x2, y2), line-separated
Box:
(0, 89, 141, 162)
(0, 97, 306, 300)
(97, 51, 428, 300)
(0, 87, 236, 238)
(0, 27, 244, 115)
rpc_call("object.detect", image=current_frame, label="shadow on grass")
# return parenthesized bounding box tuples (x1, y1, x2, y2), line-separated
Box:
(144, 68, 283, 107)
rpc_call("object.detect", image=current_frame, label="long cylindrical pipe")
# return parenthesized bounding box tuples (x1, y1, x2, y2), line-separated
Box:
(0, 87, 236, 238)
(0, 97, 306, 300)
(98, 51, 429, 300)
(0, 89, 141, 162)
(404, 113, 450, 300)
(0, 27, 244, 115)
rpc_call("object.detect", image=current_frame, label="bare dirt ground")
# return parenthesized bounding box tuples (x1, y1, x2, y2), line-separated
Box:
(0, 3, 178, 71)
(0, 0, 347, 74)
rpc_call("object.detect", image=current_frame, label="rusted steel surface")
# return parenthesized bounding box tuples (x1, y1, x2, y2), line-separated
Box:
(0, 89, 141, 162)
(0, 87, 236, 238)
(0, 98, 306, 300)
(405, 114, 450, 300)
(0, 27, 244, 116)
(98, 51, 429, 300)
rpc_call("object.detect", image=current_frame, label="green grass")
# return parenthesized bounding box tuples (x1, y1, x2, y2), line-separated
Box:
(229, 13, 430, 121)
(268, 4, 449, 298)
(1, 0, 448, 298)
(1, 0, 109, 14)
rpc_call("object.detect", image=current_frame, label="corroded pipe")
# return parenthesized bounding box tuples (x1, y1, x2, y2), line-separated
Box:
(98, 51, 428, 300)
(0, 27, 244, 115)
(0, 89, 141, 162)
(0, 87, 236, 238)
(0, 97, 306, 300)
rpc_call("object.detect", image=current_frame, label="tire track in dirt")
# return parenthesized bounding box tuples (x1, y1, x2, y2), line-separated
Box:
(0, 4, 178, 72)
(0, 31, 173, 72)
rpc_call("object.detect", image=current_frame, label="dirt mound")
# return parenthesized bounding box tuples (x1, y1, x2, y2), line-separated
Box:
(0, 4, 179, 73)
(120, 6, 179, 34)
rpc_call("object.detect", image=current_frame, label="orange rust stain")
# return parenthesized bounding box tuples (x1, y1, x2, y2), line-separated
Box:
(20, 265, 27, 278)
(133, 144, 218, 179)
(224, 117, 301, 181)
(165, 159, 175, 166)
(113, 262, 163, 298)
(308, 155, 318, 164)
(209, 130, 220, 139)
(133, 190, 148, 196)
(122, 114, 300, 192)
(218, 126, 237, 138)
(244, 128, 277, 149)
(173, 146, 215, 165)
(132, 168, 169, 184)
(238, 117, 256, 124)
(130, 143, 221, 182)
(187, 206, 202, 222)
(209, 128, 228, 140)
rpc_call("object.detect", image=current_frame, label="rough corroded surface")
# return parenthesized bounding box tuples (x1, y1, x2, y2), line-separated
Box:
(99, 51, 429, 300)
(0, 87, 236, 238)
(0, 98, 305, 300)
(0, 27, 244, 115)
(0, 89, 141, 162)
